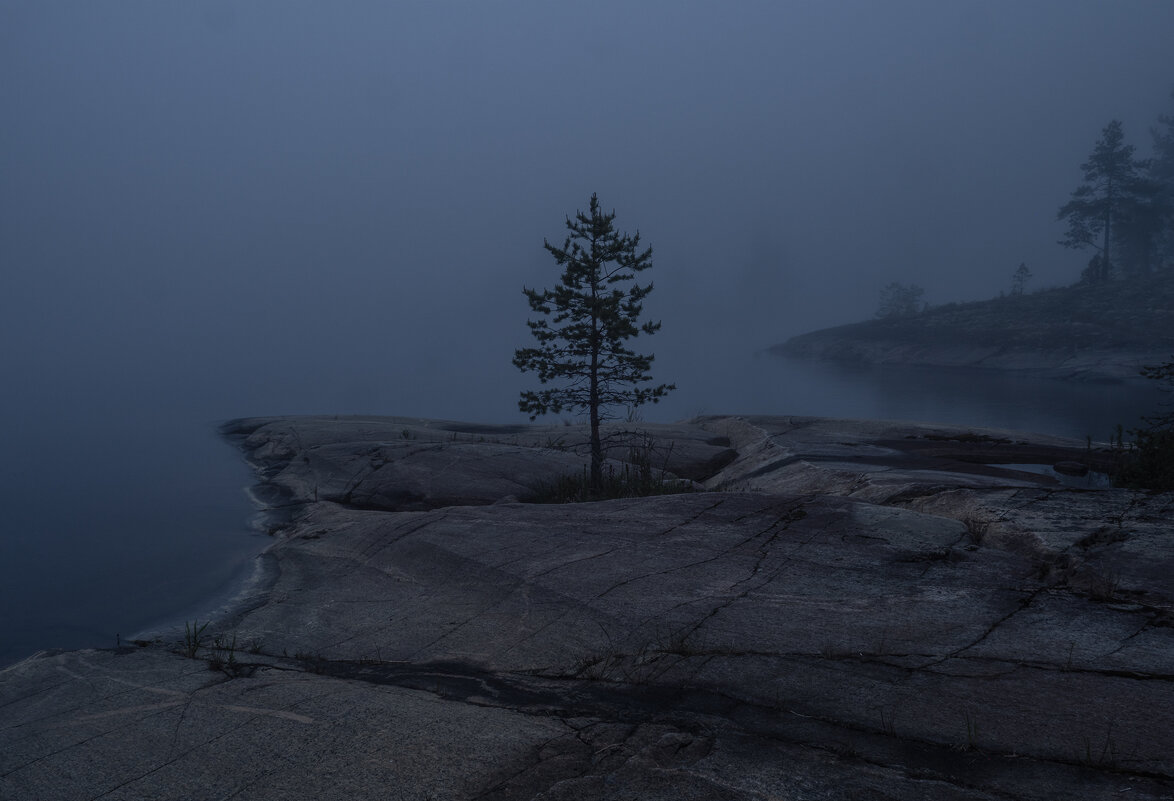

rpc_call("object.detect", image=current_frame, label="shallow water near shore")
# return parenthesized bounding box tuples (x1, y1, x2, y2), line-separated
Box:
(0, 416, 265, 668)
(0, 354, 1165, 669)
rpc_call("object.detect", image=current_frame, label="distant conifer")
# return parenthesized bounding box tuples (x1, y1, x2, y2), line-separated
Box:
(1058, 120, 1150, 281)
(1011, 262, 1032, 295)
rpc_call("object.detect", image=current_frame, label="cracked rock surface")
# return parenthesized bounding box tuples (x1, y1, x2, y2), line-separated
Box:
(2, 415, 1171, 800)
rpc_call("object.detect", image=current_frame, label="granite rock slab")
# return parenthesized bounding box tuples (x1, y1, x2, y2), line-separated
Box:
(3, 415, 1170, 800)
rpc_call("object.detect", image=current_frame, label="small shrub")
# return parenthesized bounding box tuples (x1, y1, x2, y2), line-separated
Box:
(209, 633, 238, 672)
(1112, 428, 1174, 490)
(528, 432, 693, 502)
(529, 463, 691, 503)
(1108, 358, 1174, 490)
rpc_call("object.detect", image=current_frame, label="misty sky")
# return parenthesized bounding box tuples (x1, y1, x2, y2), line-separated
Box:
(3, 0, 1174, 422)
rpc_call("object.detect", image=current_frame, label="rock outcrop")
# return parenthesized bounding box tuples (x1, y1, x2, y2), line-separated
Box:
(774, 333, 1167, 383)
(2, 415, 1171, 800)
(773, 273, 1174, 382)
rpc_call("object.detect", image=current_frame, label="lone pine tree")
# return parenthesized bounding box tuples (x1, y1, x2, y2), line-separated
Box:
(513, 193, 674, 494)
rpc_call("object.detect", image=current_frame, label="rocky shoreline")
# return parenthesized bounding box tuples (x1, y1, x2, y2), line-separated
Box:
(2, 415, 1172, 800)
(774, 272, 1174, 384)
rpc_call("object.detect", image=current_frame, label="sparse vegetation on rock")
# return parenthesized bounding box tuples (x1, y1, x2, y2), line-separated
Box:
(528, 433, 691, 503)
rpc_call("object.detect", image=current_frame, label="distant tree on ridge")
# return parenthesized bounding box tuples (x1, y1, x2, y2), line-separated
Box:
(1058, 120, 1151, 282)
(1011, 262, 1032, 295)
(875, 282, 925, 319)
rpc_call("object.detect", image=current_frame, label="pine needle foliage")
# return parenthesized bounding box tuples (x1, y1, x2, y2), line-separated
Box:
(514, 193, 674, 494)
(1057, 120, 1151, 281)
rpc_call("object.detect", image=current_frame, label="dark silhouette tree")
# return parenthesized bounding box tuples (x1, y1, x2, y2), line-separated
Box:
(1058, 120, 1149, 282)
(514, 193, 674, 494)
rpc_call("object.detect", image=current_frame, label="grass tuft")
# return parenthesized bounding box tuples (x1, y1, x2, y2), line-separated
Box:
(183, 620, 208, 658)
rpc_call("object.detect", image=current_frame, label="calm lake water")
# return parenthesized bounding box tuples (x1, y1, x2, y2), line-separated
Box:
(0, 413, 264, 668)
(655, 353, 1166, 443)
(0, 354, 1165, 668)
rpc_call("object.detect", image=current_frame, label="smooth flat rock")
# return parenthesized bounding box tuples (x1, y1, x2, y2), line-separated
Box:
(3, 415, 1171, 800)
(224, 416, 736, 514)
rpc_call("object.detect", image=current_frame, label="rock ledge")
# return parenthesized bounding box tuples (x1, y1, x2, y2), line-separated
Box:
(2, 415, 1171, 800)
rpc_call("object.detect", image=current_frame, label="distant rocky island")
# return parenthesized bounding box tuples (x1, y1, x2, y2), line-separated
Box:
(775, 272, 1174, 382)
(3, 414, 1171, 800)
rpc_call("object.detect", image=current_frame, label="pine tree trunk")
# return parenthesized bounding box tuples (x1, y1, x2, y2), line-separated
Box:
(589, 280, 603, 497)
(1103, 178, 1114, 282)
(589, 388, 602, 497)
(1103, 207, 1112, 281)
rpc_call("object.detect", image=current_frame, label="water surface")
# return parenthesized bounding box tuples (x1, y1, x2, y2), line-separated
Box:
(656, 353, 1165, 442)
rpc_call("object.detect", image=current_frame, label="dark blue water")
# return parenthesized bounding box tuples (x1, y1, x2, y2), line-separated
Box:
(0, 415, 264, 668)
(0, 354, 1164, 668)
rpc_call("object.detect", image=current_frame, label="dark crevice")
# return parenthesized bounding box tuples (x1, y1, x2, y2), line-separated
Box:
(238, 652, 1174, 795)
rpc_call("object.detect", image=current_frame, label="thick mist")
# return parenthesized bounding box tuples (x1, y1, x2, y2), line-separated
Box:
(4, 1, 1174, 423)
(2, 1, 1172, 662)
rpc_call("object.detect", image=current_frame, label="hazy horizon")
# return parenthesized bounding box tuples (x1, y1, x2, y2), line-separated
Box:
(4, 1, 1174, 424)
